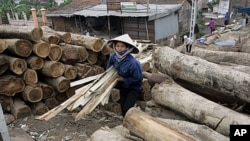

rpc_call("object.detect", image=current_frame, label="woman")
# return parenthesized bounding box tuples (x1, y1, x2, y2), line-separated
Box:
(106, 34, 143, 117)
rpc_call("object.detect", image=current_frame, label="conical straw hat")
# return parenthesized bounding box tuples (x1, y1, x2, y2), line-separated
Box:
(108, 34, 139, 54)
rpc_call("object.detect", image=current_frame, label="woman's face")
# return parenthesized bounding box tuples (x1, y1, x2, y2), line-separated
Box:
(115, 41, 127, 52)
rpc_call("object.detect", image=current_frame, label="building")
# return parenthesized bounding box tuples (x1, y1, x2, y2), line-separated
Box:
(46, 0, 191, 44)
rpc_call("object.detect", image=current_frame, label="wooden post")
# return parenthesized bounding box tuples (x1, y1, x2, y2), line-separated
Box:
(31, 7, 38, 27)
(0, 103, 10, 141)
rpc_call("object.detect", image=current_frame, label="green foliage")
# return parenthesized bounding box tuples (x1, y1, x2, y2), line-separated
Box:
(196, 10, 207, 38)
(207, 0, 220, 11)
(59, 0, 72, 8)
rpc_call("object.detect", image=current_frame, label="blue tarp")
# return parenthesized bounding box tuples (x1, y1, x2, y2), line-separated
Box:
(237, 7, 250, 16)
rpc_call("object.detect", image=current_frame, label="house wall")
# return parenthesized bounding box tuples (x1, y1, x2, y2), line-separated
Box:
(123, 17, 155, 41)
(154, 13, 178, 41)
(52, 16, 82, 33)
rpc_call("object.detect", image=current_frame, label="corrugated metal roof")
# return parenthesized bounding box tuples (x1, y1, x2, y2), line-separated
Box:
(47, 4, 182, 20)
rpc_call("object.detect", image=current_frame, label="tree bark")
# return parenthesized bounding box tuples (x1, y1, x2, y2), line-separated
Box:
(70, 33, 104, 52)
(43, 97, 59, 110)
(123, 107, 195, 141)
(26, 55, 44, 70)
(0, 25, 43, 42)
(42, 76, 70, 93)
(0, 95, 13, 112)
(42, 32, 60, 44)
(33, 41, 51, 58)
(0, 39, 8, 53)
(87, 50, 98, 64)
(158, 118, 229, 141)
(22, 84, 43, 103)
(40, 60, 65, 78)
(66, 44, 89, 62)
(0, 55, 8, 75)
(48, 44, 62, 61)
(0, 74, 25, 96)
(192, 47, 250, 66)
(5, 39, 33, 57)
(153, 47, 250, 104)
(41, 26, 71, 43)
(10, 97, 32, 119)
(151, 80, 250, 136)
(30, 102, 49, 116)
(60, 44, 80, 64)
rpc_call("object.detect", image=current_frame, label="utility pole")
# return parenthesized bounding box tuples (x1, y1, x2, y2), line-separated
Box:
(189, 0, 198, 42)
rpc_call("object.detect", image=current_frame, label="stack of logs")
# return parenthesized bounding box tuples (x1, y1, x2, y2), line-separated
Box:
(0, 25, 113, 119)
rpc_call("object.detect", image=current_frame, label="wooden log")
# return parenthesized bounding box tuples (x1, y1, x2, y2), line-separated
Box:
(60, 44, 80, 64)
(43, 97, 59, 110)
(199, 44, 240, 52)
(22, 68, 38, 84)
(70, 33, 104, 52)
(110, 88, 120, 102)
(0, 39, 8, 53)
(151, 80, 250, 136)
(0, 95, 13, 112)
(158, 118, 229, 141)
(26, 55, 44, 70)
(48, 44, 62, 61)
(95, 52, 107, 66)
(42, 76, 70, 93)
(192, 47, 250, 66)
(64, 64, 77, 80)
(64, 44, 89, 62)
(142, 71, 172, 87)
(41, 26, 71, 43)
(22, 84, 43, 103)
(142, 79, 152, 101)
(87, 50, 98, 64)
(33, 41, 50, 58)
(4, 55, 27, 75)
(30, 102, 49, 116)
(101, 43, 113, 55)
(40, 60, 65, 78)
(38, 82, 55, 99)
(123, 107, 195, 141)
(0, 55, 8, 75)
(153, 47, 250, 104)
(102, 102, 122, 115)
(10, 97, 31, 119)
(55, 92, 68, 103)
(0, 25, 43, 42)
(93, 65, 105, 75)
(0, 74, 25, 96)
(42, 32, 60, 44)
(5, 39, 33, 57)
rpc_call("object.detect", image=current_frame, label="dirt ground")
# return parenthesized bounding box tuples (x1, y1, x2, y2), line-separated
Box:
(7, 108, 123, 141)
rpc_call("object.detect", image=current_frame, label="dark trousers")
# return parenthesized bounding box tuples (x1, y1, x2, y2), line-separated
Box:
(186, 44, 192, 53)
(119, 88, 140, 117)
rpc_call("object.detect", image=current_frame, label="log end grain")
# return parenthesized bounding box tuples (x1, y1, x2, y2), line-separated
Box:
(31, 26, 43, 42)
(48, 44, 62, 61)
(0, 76, 25, 96)
(33, 42, 50, 58)
(22, 85, 43, 103)
(27, 56, 45, 70)
(10, 58, 27, 75)
(15, 39, 33, 57)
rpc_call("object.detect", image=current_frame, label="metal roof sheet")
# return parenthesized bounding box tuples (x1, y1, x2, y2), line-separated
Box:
(47, 4, 182, 20)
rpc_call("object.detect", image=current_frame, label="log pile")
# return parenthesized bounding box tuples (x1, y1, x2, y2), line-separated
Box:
(0, 25, 111, 119)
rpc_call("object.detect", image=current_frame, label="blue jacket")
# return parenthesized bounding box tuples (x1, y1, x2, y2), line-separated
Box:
(106, 53, 143, 91)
